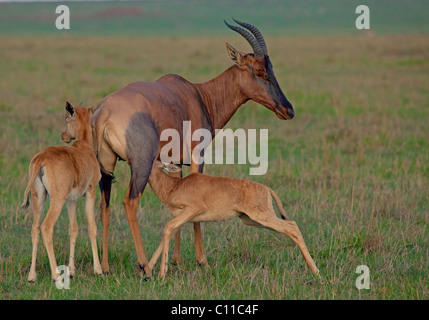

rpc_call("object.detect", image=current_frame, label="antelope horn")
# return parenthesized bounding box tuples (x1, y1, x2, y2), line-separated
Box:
(224, 19, 264, 57)
(232, 18, 268, 56)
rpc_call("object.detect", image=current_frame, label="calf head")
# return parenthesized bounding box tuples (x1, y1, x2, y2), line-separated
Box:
(61, 101, 91, 143)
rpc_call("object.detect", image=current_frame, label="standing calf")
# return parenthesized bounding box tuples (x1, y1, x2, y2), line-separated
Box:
(22, 102, 102, 283)
(147, 160, 319, 278)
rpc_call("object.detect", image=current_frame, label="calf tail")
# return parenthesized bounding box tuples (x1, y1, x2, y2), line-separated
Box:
(21, 161, 44, 210)
(268, 188, 287, 220)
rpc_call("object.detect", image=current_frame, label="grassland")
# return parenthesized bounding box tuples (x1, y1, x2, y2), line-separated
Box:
(0, 32, 427, 300)
(1, 0, 429, 300)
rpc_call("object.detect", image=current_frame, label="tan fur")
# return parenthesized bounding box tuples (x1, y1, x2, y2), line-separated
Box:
(148, 161, 319, 278)
(22, 102, 102, 283)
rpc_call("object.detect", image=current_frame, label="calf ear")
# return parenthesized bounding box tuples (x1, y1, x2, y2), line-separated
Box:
(164, 163, 182, 173)
(226, 42, 245, 66)
(65, 101, 75, 118)
(154, 160, 164, 168)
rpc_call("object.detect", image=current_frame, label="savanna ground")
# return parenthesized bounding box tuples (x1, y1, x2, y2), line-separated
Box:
(0, 1, 428, 300)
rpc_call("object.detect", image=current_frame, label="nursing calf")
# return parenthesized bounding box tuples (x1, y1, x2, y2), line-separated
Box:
(22, 102, 102, 282)
(148, 160, 319, 278)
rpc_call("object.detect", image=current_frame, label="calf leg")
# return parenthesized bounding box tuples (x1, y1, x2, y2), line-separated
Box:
(244, 211, 319, 274)
(169, 168, 182, 265)
(28, 181, 46, 282)
(40, 198, 65, 281)
(156, 207, 206, 278)
(190, 162, 208, 267)
(171, 161, 207, 267)
(67, 200, 78, 278)
(171, 231, 181, 265)
(193, 222, 207, 266)
(85, 187, 102, 276)
(171, 222, 207, 266)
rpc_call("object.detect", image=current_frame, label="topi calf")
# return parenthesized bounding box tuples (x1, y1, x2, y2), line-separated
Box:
(147, 160, 319, 278)
(22, 102, 102, 283)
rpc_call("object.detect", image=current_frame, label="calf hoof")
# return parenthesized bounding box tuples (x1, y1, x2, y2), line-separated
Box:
(53, 277, 63, 285)
(101, 264, 110, 275)
(139, 264, 152, 278)
(196, 258, 209, 268)
(94, 266, 103, 276)
(171, 256, 181, 265)
(142, 274, 153, 282)
(28, 274, 37, 283)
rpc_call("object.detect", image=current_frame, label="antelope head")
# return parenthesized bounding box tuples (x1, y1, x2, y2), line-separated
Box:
(224, 19, 294, 120)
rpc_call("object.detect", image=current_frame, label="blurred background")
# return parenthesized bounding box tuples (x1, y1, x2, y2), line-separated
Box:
(1, 0, 428, 36)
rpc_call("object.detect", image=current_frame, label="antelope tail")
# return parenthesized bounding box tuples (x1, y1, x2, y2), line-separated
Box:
(269, 188, 287, 220)
(21, 162, 44, 210)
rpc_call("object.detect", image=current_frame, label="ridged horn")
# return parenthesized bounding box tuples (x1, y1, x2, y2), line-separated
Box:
(224, 19, 264, 57)
(232, 18, 268, 56)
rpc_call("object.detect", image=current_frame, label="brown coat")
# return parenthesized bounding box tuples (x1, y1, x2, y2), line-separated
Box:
(91, 21, 295, 276)
(147, 161, 319, 278)
(22, 103, 102, 282)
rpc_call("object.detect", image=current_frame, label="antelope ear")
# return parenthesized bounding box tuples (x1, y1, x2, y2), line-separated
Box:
(65, 101, 75, 118)
(226, 42, 245, 66)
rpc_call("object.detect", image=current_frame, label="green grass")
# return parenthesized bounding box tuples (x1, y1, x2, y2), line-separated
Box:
(0, 30, 428, 300)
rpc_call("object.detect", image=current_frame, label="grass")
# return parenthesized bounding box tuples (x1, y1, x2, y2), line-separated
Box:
(0, 32, 428, 300)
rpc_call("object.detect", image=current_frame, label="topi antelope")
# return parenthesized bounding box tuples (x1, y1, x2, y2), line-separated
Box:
(22, 102, 102, 283)
(147, 160, 319, 278)
(91, 19, 295, 276)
